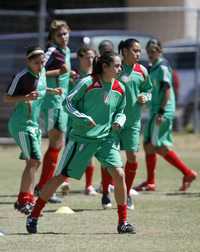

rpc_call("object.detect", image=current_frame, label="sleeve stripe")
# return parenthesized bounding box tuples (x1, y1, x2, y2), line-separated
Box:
(44, 47, 57, 66)
(66, 76, 93, 121)
(7, 69, 27, 96)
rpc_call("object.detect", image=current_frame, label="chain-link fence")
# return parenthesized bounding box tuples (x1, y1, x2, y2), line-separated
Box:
(1, 4, 200, 136)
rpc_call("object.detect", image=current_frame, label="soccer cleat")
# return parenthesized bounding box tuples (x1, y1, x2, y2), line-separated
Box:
(134, 181, 156, 192)
(127, 195, 135, 210)
(14, 201, 34, 215)
(101, 193, 112, 209)
(60, 182, 70, 196)
(26, 216, 38, 234)
(129, 188, 139, 196)
(48, 193, 62, 204)
(179, 171, 197, 191)
(85, 185, 98, 196)
(117, 222, 136, 234)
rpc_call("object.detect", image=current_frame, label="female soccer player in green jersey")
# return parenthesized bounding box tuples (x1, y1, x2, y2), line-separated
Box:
(60, 46, 98, 196)
(34, 20, 71, 203)
(116, 39, 152, 209)
(4, 46, 62, 215)
(135, 39, 197, 192)
(26, 51, 136, 235)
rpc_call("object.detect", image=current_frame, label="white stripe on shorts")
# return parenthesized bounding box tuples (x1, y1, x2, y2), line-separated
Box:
(55, 140, 75, 176)
(151, 124, 160, 146)
(18, 131, 30, 159)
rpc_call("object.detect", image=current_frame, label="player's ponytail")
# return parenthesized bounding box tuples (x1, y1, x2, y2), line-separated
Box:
(118, 38, 140, 55)
(92, 51, 118, 75)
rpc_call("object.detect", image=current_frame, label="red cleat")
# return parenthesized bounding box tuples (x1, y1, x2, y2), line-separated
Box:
(179, 171, 198, 191)
(134, 181, 156, 192)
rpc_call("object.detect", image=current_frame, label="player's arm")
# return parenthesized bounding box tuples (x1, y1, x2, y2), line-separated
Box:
(112, 86, 126, 130)
(65, 77, 96, 127)
(4, 91, 39, 103)
(138, 66, 152, 104)
(46, 64, 68, 77)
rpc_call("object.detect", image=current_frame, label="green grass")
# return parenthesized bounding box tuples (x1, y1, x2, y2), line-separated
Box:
(0, 134, 200, 252)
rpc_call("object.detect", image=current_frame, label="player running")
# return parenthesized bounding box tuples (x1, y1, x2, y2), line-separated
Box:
(135, 39, 197, 192)
(26, 51, 136, 234)
(34, 20, 71, 203)
(4, 46, 62, 215)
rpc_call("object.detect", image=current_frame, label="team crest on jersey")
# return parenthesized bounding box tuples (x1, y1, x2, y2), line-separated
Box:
(121, 75, 129, 83)
(103, 91, 110, 104)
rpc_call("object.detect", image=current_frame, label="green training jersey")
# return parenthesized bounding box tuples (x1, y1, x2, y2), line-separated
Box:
(6, 67, 46, 131)
(66, 75, 126, 143)
(42, 45, 71, 109)
(149, 58, 175, 118)
(119, 63, 152, 127)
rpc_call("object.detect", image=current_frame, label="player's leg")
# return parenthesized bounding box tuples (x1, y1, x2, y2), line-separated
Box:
(36, 108, 66, 203)
(96, 137, 136, 234)
(26, 140, 97, 233)
(84, 158, 97, 196)
(15, 129, 42, 214)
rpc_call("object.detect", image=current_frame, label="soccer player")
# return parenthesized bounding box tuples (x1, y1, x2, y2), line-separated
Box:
(135, 39, 197, 192)
(116, 39, 152, 209)
(34, 20, 71, 203)
(60, 46, 98, 196)
(26, 51, 136, 234)
(4, 46, 62, 215)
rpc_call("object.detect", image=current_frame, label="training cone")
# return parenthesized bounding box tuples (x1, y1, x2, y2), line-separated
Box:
(55, 206, 74, 214)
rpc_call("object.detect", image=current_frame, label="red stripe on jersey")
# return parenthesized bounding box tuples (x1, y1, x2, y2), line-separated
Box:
(112, 79, 124, 95)
(133, 63, 145, 79)
(87, 77, 102, 92)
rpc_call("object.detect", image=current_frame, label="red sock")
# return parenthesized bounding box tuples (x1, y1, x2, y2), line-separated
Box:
(37, 147, 61, 190)
(31, 197, 47, 219)
(101, 168, 113, 194)
(146, 153, 157, 184)
(85, 165, 95, 188)
(18, 192, 33, 204)
(118, 204, 127, 224)
(125, 161, 138, 195)
(161, 150, 192, 176)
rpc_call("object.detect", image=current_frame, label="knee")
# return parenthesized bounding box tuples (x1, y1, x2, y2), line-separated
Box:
(126, 153, 137, 163)
(114, 168, 125, 183)
(156, 146, 169, 156)
(143, 142, 155, 154)
(28, 159, 41, 169)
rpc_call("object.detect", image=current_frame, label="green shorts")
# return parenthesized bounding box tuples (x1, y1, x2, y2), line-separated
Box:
(55, 136, 123, 180)
(9, 126, 42, 160)
(42, 107, 68, 133)
(144, 115, 173, 147)
(119, 124, 141, 152)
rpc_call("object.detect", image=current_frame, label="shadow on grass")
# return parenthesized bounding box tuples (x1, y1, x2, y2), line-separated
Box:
(8, 231, 117, 235)
(0, 202, 14, 205)
(165, 192, 200, 197)
(0, 195, 17, 198)
(44, 208, 105, 214)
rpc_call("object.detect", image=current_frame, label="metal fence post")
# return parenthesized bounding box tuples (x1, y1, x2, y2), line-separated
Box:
(38, 0, 47, 49)
(194, 9, 200, 133)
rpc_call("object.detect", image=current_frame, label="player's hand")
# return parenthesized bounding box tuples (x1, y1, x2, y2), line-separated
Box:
(70, 70, 79, 81)
(137, 95, 146, 104)
(53, 87, 64, 95)
(25, 91, 39, 101)
(155, 114, 164, 125)
(59, 64, 68, 75)
(88, 118, 96, 127)
(112, 122, 121, 130)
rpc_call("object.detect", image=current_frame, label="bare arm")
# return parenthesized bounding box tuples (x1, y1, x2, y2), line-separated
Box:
(46, 64, 68, 77)
(4, 91, 39, 104)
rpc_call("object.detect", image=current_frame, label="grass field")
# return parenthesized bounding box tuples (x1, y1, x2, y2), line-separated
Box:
(0, 134, 200, 252)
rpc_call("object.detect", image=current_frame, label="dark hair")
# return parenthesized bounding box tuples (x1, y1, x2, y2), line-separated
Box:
(48, 19, 70, 42)
(98, 40, 114, 56)
(146, 38, 162, 52)
(118, 38, 140, 54)
(77, 46, 96, 58)
(92, 51, 118, 75)
(26, 46, 44, 60)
